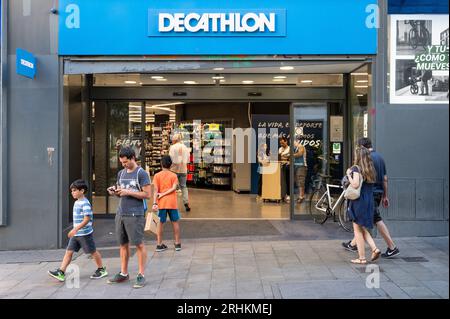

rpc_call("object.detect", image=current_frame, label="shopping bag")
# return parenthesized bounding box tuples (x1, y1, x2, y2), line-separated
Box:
(144, 212, 160, 235)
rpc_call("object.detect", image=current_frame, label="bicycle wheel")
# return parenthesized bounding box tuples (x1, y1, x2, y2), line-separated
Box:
(409, 29, 418, 49)
(338, 199, 353, 232)
(410, 83, 419, 95)
(309, 188, 329, 224)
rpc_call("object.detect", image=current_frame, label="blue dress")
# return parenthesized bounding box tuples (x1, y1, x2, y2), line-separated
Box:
(347, 166, 375, 229)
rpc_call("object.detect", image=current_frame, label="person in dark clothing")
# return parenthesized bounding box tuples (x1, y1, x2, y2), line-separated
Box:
(346, 146, 381, 264)
(420, 70, 432, 95)
(342, 138, 400, 259)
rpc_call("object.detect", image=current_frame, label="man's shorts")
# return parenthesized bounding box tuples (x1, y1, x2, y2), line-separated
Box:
(295, 166, 307, 187)
(67, 233, 96, 254)
(373, 193, 383, 224)
(115, 214, 145, 246)
(158, 209, 181, 223)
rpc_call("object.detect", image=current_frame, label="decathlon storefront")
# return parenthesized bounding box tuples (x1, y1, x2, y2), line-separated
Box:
(59, 0, 378, 226)
(1, 0, 447, 251)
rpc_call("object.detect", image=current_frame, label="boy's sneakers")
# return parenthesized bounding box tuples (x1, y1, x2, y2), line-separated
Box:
(48, 269, 65, 282)
(381, 247, 400, 258)
(342, 241, 358, 252)
(184, 203, 191, 212)
(174, 243, 182, 251)
(107, 272, 129, 284)
(133, 274, 146, 289)
(156, 243, 168, 252)
(90, 267, 108, 279)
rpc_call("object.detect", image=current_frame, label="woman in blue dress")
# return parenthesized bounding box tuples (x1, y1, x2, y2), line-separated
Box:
(346, 146, 381, 264)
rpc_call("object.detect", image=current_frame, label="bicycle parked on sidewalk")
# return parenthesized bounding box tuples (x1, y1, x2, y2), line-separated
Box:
(309, 175, 353, 232)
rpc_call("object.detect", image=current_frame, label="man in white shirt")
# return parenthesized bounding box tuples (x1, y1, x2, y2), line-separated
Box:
(169, 134, 191, 212)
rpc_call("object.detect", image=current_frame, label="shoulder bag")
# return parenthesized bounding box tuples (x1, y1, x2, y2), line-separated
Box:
(344, 165, 363, 200)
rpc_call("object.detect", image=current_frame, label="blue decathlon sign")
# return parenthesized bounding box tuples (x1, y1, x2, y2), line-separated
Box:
(16, 48, 36, 79)
(58, 0, 378, 55)
(148, 9, 287, 37)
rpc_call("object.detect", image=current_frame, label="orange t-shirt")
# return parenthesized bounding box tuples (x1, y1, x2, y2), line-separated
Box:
(153, 170, 179, 209)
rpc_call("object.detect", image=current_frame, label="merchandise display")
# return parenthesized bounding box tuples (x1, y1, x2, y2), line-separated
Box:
(173, 120, 233, 189)
(144, 122, 172, 176)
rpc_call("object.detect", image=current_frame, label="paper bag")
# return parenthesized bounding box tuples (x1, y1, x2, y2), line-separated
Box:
(144, 212, 160, 235)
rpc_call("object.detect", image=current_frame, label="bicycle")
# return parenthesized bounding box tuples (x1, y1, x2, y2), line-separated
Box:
(309, 180, 353, 232)
(406, 20, 431, 50)
(409, 75, 420, 95)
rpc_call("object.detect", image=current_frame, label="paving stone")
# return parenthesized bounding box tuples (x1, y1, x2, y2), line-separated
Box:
(159, 278, 187, 289)
(210, 287, 236, 299)
(401, 286, 441, 299)
(278, 280, 381, 299)
(376, 282, 411, 299)
(419, 281, 449, 299)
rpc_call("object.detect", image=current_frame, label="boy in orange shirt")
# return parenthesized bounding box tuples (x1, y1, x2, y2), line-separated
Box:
(152, 155, 182, 252)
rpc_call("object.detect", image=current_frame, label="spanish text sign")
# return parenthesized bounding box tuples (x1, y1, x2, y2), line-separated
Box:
(59, 0, 378, 55)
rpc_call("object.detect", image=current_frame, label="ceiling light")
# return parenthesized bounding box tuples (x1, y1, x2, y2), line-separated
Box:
(354, 85, 368, 88)
(213, 68, 224, 71)
(184, 81, 197, 85)
(357, 94, 365, 97)
(274, 76, 287, 79)
(124, 80, 137, 84)
(147, 102, 185, 108)
(301, 80, 313, 83)
(273, 79, 286, 82)
(155, 78, 167, 81)
(220, 79, 226, 83)
(280, 66, 294, 70)
(151, 76, 164, 79)
(212, 76, 225, 80)
(242, 80, 254, 84)
(357, 80, 369, 83)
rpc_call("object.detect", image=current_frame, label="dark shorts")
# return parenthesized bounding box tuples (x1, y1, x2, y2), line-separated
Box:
(115, 214, 145, 246)
(373, 193, 383, 224)
(158, 209, 180, 223)
(67, 233, 96, 254)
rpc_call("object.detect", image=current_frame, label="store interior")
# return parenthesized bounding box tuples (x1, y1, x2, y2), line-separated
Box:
(90, 100, 293, 219)
(66, 62, 371, 220)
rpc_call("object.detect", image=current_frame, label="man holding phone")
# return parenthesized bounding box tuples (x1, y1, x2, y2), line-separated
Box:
(106, 147, 151, 288)
(342, 138, 400, 258)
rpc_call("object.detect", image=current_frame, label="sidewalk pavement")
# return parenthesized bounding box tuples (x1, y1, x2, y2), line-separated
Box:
(0, 236, 448, 299)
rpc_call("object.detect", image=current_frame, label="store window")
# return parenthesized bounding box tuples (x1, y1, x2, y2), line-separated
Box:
(350, 64, 373, 148)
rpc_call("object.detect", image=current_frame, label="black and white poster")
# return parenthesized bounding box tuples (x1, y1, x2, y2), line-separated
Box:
(390, 15, 449, 104)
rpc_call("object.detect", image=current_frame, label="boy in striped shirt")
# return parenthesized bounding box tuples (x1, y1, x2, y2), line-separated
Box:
(48, 180, 107, 282)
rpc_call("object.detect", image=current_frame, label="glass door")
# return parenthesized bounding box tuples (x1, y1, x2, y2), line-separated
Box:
(91, 101, 145, 216)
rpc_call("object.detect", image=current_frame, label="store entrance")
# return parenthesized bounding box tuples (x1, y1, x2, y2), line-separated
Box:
(90, 101, 293, 219)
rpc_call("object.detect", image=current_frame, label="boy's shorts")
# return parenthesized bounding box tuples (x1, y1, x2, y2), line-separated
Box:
(158, 209, 181, 223)
(67, 233, 96, 254)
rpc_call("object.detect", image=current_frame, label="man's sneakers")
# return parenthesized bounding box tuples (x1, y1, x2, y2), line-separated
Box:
(90, 267, 108, 279)
(157, 243, 181, 252)
(107, 272, 130, 284)
(133, 274, 146, 289)
(184, 203, 191, 212)
(381, 247, 400, 258)
(156, 243, 168, 252)
(48, 269, 65, 282)
(342, 241, 357, 252)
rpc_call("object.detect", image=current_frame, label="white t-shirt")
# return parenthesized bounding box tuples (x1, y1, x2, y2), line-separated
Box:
(169, 142, 190, 174)
(279, 146, 290, 161)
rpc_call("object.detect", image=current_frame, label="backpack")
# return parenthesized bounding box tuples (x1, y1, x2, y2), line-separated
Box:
(119, 167, 148, 213)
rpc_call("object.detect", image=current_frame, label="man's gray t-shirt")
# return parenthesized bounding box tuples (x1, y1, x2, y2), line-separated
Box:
(116, 167, 151, 216)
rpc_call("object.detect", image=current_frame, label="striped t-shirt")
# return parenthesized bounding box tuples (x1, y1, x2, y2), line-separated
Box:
(73, 198, 93, 236)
